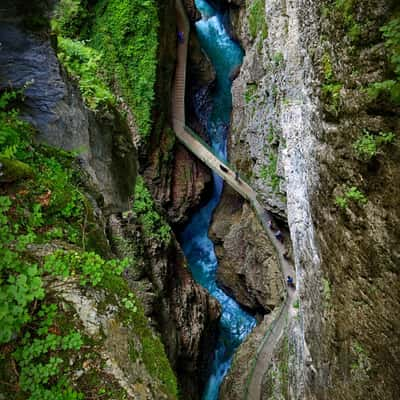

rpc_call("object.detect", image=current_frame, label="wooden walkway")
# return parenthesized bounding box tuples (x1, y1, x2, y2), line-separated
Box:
(171, 1, 296, 399)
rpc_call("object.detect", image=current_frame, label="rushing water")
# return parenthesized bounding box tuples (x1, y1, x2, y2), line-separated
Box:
(179, 1, 256, 399)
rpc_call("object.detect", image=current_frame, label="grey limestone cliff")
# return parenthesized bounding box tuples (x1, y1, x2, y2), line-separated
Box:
(221, 0, 400, 399)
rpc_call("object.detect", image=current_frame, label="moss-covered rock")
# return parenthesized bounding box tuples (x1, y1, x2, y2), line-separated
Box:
(0, 157, 34, 182)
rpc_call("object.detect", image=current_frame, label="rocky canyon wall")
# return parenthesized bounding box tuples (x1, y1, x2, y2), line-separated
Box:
(0, 1, 221, 398)
(220, 0, 399, 399)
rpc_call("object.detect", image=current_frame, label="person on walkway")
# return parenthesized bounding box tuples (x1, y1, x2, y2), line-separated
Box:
(287, 275, 294, 288)
(275, 230, 283, 242)
(235, 171, 239, 181)
(177, 31, 184, 44)
(268, 220, 273, 230)
(283, 248, 290, 260)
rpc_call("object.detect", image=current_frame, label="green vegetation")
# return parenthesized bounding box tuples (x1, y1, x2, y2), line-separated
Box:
(52, 0, 89, 38)
(267, 124, 277, 144)
(259, 153, 282, 192)
(273, 52, 284, 67)
(335, 186, 367, 209)
(248, 0, 268, 40)
(333, 0, 361, 42)
(322, 83, 342, 115)
(367, 17, 400, 104)
(244, 83, 257, 103)
(44, 250, 129, 286)
(53, 0, 159, 138)
(320, 51, 342, 114)
(322, 278, 331, 301)
(353, 129, 396, 160)
(57, 37, 115, 110)
(350, 341, 371, 381)
(90, 0, 159, 137)
(321, 52, 333, 81)
(0, 89, 177, 399)
(133, 176, 171, 245)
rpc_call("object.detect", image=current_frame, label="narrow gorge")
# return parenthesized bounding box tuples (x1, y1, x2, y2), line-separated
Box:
(0, 1, 399, 400)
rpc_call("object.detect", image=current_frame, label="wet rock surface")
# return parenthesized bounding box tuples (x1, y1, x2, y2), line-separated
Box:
(0, 19, 136, 213)
(210, 186, 284, 316)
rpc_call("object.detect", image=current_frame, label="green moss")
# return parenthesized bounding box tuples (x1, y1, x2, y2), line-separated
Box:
(321, 52, 333, 82)
(248, 0, 268, 40)
(0, 157, 34, 182)
(273, 52, 284, 67)
(100, 274, 178, 398)
(259, 153, 282, 192)
(323, 278, 331, 301)
(141, 336, 178, 398)
(244, 83, 257, 103)
(334, 0, 361, 42)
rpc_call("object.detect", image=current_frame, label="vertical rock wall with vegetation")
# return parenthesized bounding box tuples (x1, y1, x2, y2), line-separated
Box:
(0, 1, 180, 398)
(0, 0, 220, 399)
(220, 0, 399, 399)
(51, 0, 222, 398)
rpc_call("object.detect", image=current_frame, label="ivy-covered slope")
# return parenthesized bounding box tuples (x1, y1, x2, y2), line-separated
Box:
(0, 0, 179, 398)
(0, 88, 178, 399)
(53, 0, 159, 139)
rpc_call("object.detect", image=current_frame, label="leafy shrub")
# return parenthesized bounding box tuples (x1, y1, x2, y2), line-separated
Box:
(367, 17, 400, 104)
(0, 89, 32, 159)
(353, 129, 396, 160)
(335, 186, 367, 209)
(346, 186, 367, 204)
(12, 304, 84, 400)
(52, 0, 89, 38)
(248, 0, 268, 40)
(133, 176, 171, 244)
(44, 250, 129, 286)
(57, 37, 115, 110)
(334, 0, 361, 42)
(322, 83, 342, 114)
(89, 0, 159, 137)
(0, 196, 45, 343)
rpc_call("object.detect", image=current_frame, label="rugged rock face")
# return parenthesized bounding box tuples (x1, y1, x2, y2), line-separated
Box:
(210, 186, 284, 316)
(227, 0, 288, 219)
(49, 277, 175, 400)
(219, 306, 277, 400)
(0, 7, 136, 214)
(109, 215, 221, 400)
(0, 2, 220, 399)
(222, 0, 400, 399)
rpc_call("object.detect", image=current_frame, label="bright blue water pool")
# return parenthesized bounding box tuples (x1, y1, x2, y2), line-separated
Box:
(179, 1, 256, 399)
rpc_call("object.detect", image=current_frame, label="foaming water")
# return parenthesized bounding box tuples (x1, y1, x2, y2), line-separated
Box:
(179, 1, 256, 399)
